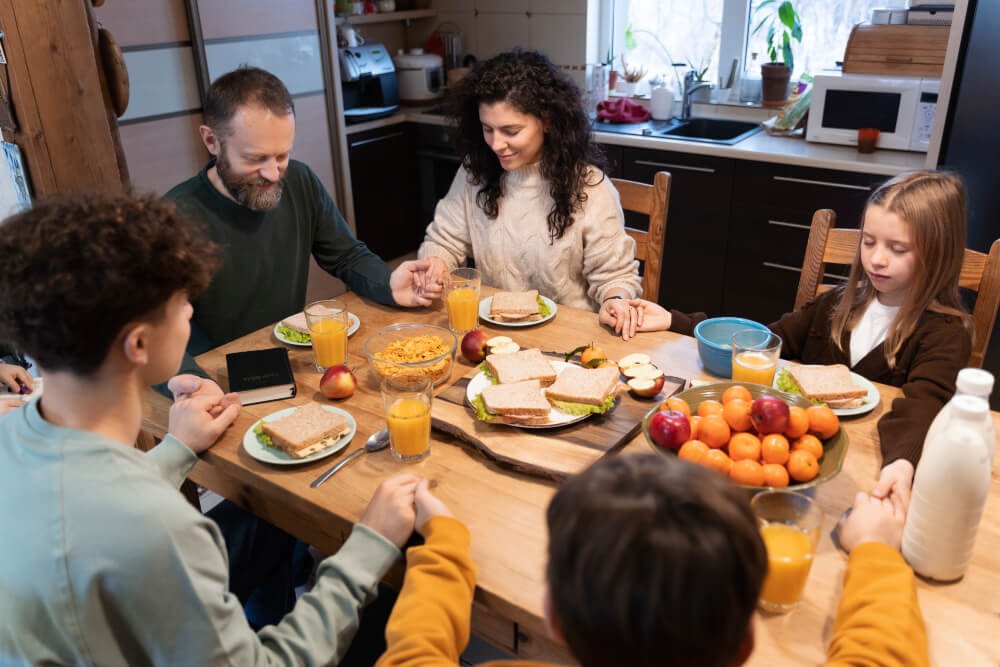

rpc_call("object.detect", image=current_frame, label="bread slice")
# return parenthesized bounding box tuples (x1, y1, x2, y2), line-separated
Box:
(480, 380, 552, 423)
(490, 290, 541, 322)
(485, 349, 557, 385)
(262, 403, 350, 458)
(786, 364, 867, 407)
(280, 312, 309, 334)
(545, 365, 621, 406)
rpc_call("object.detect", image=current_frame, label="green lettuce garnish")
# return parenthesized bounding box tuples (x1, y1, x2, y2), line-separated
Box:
(549, 394, 617, 416)
(537, 296, 552, 318)
(277, 324, 311, 344)
(252, 422, 276, 448)
(478, 362, 498, 384)
(775, 369, 823, 405)
(471, 394, 497, 421)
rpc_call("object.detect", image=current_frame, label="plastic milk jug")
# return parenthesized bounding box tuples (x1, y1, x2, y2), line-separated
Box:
(902, 394, 992, 581)
(924, 368, 996, 464)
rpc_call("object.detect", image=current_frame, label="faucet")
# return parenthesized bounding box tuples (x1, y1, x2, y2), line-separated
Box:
(680, 70, 712, 121)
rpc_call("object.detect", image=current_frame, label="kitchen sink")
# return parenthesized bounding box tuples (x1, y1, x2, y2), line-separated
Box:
(658, 118, 763, 144)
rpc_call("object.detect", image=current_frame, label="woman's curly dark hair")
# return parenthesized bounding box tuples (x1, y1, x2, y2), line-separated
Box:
(449, 49, 607, 242)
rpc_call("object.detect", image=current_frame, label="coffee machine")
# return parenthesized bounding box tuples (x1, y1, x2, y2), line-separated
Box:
(340, 44, 400, 123)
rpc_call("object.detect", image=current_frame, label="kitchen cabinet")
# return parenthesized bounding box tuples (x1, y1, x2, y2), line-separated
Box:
(348, 124, 423, 260)
(623, 147, 736, 315)
(598, 143, 624, 179)
(413, 122, 462, 224)
(722, 161, 888, 323)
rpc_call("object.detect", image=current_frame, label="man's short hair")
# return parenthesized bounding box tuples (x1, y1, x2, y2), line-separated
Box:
(547, 454, 767, 667)
(203, 66, 295, 136)
(0, 193, 220, 376)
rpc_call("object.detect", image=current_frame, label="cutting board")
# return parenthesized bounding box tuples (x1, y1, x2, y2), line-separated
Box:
(431, 369, 684, 481)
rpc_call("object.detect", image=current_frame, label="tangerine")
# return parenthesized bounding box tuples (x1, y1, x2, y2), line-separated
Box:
(784, 406, 810, 439)
(791, 434, 824, 460)
(696, 399, 725, 418)
(698, 414, 732, 448)
(761, 463, 790, 488)
(806, 405, 840, 439)
(689, 415, 702, 440)
(678, 439, 710, 463)
(730, 459, 766, 486)
(721, 384, 753, 405)
(580, 345, 606, 366)
(760, 433, 790, 465)
(663, 397, 691, 419)
(787, 449, 820, 482)
(702, 449, 733, 475)
(728, 432, 762, 462)
(722, 398, 753, 432)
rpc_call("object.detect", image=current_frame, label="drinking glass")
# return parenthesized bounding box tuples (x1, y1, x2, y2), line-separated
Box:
(304, 299, 349, 372)
(445, 267, 481, 335)
(731, 329, 782, 386)
(381, 376, 432, 462)
(751, 490, 823, 613)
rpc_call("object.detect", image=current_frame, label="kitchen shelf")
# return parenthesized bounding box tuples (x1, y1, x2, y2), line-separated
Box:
(334, 9, 437, 26)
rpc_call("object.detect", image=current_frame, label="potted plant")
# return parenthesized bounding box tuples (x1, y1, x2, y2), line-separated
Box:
(618, 55, 646, 97)
(752, 0, 802, 105)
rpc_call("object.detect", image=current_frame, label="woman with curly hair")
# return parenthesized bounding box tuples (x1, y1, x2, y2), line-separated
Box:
(418, 49, 642, 329)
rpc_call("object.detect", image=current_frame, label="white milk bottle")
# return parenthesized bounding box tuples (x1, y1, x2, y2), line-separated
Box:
(902, 395, 992, 581)
(922, 368, 995, 464)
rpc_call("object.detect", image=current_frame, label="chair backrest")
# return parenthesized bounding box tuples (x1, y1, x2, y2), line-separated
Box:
(795, 209, 1000, 368)
(611, 171, 671, 303)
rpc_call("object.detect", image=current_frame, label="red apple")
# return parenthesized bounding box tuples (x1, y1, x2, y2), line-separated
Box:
(320, 364, 357, 399)
(628, 374, 665, 398)
(461, 329, 490, 363)
(751, 396, 790, 434)
(648, 409, 691, 451)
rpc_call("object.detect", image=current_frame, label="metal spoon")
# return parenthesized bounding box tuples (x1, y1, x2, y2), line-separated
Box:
(310, 428, 389, 488)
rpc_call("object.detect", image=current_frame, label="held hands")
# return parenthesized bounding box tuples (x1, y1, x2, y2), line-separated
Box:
(599, 298, 672, 341)
(359, 475, 454, 547)
(871, 459, 915, 510)
(391, 257, 446, 307)
(168, 374, 241, 418)
(414, 478, 452, 535)
(837, 491, 906, 553)
(0, 363, 32, 394)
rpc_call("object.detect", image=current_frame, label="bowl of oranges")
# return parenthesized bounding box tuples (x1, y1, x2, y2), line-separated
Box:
(642, 382, 848, 492)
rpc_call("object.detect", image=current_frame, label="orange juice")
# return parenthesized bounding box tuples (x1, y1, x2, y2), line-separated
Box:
(387, 398, 431, 459)
(732, 350, 777, 385)
(447, 287, 479, 333)
(759, 522, 815, 610)
(310, 319, 348, 368)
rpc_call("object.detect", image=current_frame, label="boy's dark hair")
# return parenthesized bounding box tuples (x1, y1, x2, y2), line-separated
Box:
(547, 454, 767, 667)
(203, 66, 295, 136)
(0, 193, 220, 376)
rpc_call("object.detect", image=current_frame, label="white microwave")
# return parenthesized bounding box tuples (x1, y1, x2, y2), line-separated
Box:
(807, 73, 939, 152)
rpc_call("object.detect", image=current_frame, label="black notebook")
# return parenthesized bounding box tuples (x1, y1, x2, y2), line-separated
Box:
(226, 347, 297, 406)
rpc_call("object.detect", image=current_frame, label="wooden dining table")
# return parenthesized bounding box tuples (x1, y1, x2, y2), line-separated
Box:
(142, 288, 1000, 665)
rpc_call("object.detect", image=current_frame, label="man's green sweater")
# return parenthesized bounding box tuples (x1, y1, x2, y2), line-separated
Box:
(165, 160, 395, 376)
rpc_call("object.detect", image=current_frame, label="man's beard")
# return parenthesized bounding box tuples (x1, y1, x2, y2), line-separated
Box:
(216, 149, 285, 211)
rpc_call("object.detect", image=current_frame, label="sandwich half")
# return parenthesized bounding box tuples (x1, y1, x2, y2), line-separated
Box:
(781, 364, 867, 408)
(484, 348, 557, 385)
(473, 379, 552, 424)
(490, 290, 541, 322)
(544, 365, 622, 416)
(277, 312, 311, 344)
(259, 403, 350, 458)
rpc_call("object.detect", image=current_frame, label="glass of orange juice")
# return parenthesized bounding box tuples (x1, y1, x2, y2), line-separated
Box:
(731, 329, 782, 386)
(445, 267, 481, 334)
(304, 299, 349, 372)
(751, 490, 823, 613)
(382, 376, 433, 462)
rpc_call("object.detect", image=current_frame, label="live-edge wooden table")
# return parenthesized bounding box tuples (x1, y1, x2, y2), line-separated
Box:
(142, 289, 1000, 665)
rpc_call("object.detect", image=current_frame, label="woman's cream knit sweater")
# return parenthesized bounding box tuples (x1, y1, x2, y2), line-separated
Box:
(418, 163, 642, 312)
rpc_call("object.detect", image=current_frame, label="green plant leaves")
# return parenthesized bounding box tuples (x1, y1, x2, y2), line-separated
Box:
(624, 24, 637, 51)
(752, 0, 801, 68)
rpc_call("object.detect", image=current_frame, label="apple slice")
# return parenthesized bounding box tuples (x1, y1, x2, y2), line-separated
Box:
(490, 341, 521, 355)
(627, 375, 665, 398)
(486, 336, 513, 348)
(622, 363, 663, 379)
(618, 353, 651, 369)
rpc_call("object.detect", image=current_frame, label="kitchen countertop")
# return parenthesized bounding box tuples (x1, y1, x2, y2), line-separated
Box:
(345, 106, 929, 177)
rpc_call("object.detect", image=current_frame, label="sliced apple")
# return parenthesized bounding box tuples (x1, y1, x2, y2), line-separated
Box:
(486, 335, 513, 348)
(628, 375, 665, 398)
(622, 363, 663, 379)
(490, 341, 521, 355)
(618, 353, 651, 369)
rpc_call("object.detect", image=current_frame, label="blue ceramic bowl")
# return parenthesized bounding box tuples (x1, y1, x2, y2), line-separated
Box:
(693, 317, 770, 378)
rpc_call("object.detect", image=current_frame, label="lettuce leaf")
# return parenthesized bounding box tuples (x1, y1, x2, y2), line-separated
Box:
(277, 324, 311, 344)
(537, 296, 552, 318)
(550, 394, 617, 416)
(775, 369, 824, 405)
(478, 362, 498, 384)
(252, 422, 276, 448)
(470, 394, 496, 421)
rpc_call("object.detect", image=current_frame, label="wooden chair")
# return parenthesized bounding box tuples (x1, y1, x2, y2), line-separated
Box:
(795, 209, 1000, 367)
(612, 171, 671, 303)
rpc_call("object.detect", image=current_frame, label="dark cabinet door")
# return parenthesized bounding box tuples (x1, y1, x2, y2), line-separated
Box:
(624, 148, 735, 314)
(598, 143, 624, 178)
(414, 123, 462, 224)
(348, 125, 422, 260)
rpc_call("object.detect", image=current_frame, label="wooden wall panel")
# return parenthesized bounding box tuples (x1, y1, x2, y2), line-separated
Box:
(199, 0, 317, 40)
(119, 113, 207, 196)
(293, 93, 336, 198)
(92, 0, 190, 47)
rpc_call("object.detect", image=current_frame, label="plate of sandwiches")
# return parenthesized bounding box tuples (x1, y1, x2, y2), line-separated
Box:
(466, 348, 622, 428)
(273, 311, 362, 347)
(244, 402, 356, 465)
(479, 290, 557, 327)
(775, 363, 880, 417)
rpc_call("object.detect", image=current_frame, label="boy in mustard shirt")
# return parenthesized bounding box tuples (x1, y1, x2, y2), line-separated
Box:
(379, 454, 929, 667)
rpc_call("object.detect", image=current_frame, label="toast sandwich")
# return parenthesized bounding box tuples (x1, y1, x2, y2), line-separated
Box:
(478, 380, 552, 424)
(544, 365, 621, 414)
(261, 402, 350, 458)
(484, 348, 557, 385)
(785, 364, 867, 408)
(490, 290, 541, 322)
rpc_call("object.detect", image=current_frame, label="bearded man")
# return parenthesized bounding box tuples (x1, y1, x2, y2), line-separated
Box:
(166, 66, 439, 376)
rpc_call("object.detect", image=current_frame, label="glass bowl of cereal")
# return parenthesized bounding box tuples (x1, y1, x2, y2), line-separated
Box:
(363, 323, 457, 387)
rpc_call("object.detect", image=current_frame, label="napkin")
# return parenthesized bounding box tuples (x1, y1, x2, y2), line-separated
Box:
(596, 98, 651, 123)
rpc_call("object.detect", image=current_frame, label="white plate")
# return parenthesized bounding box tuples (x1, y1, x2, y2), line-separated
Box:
(465, 360, 592, 429)
(273, 313, 361, 347)
(775, 366, 880, 417)
(243, 404, 356, 465)
(0, 377, 42, 402)
(478, 295, 557, 328)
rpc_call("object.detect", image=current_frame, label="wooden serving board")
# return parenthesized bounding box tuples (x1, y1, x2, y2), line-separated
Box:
(431, 370, 684, 481)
